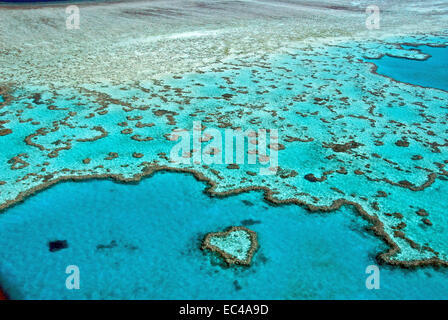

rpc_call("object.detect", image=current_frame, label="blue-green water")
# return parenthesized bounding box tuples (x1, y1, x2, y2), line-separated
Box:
(370, 45, 448, 91)
(1, 36, 448, 299)
(0, 172, 447, 299)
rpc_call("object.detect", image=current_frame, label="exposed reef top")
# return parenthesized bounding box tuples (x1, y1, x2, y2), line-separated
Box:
(202, 226, 258, 266)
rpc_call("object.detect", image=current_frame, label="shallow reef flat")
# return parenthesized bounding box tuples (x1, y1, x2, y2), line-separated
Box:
(1, 0, 447, 84)
(0, 0, 447, 270)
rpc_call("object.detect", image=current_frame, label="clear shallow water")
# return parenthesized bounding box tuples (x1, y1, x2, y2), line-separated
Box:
(0, 0, 447, 300)
(2, 37, 448, 266)
(370, 45, 448, 91)
(0, 172, 447, 300)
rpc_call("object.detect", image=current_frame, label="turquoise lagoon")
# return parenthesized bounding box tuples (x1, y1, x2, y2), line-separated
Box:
(370, 45, 448, 91)
(0, 172, 448, 300)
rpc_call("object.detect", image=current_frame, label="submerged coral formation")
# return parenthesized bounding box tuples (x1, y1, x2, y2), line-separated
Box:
(202, 226, 258, 265)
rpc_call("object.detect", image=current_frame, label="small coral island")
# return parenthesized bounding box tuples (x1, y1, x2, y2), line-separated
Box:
(202, 226, 258, 266)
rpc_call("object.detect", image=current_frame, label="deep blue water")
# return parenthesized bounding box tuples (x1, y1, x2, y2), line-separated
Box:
(370, 45, 448, 91)
(0, 172, 447, 299)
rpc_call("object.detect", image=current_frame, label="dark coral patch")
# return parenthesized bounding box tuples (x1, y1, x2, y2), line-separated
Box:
(0, 129, 12, 136)
(49, 240, 68, 252)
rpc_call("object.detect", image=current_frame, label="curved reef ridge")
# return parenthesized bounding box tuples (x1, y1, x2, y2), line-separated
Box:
(202, 226, 258, 266)
(0, 0, 448, 269)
